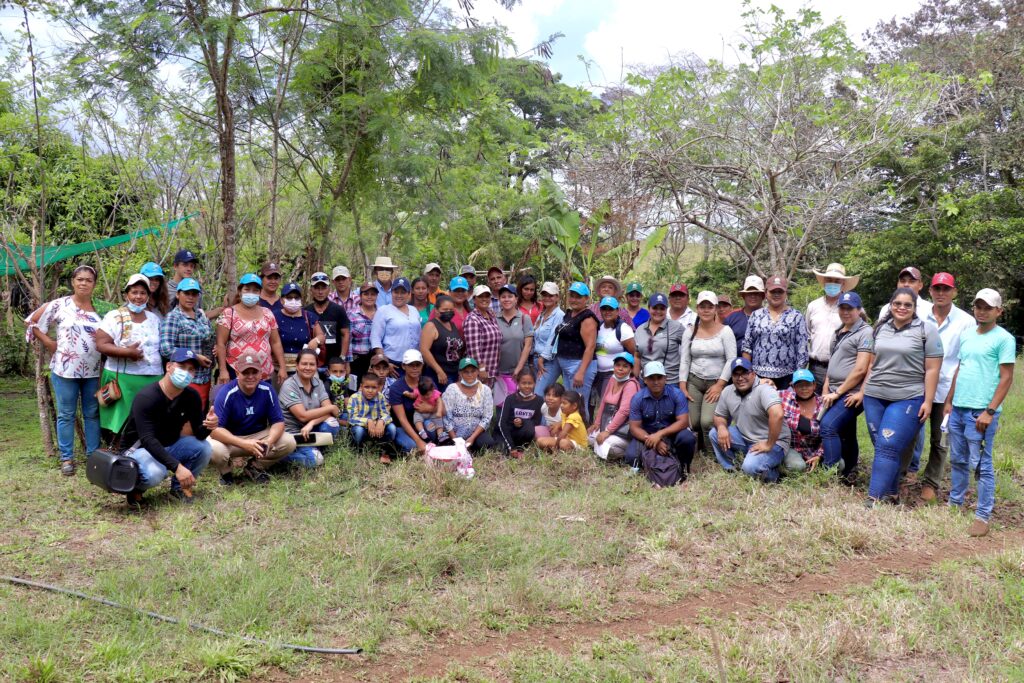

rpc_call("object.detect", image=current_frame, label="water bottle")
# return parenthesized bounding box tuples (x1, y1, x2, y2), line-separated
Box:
(940, 413, 949, 449)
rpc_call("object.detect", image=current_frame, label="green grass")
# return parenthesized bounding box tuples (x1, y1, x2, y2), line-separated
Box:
(2, 364, 1023, 681)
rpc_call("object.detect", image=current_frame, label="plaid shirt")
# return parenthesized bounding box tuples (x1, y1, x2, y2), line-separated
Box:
(348, 308, 374, 356)
(329, 289, 361, 315)
(346, 391, 393, 428)
(463, 309, 502, 377)
(159, 307, 215, 383)
(778, 388, 823, 461)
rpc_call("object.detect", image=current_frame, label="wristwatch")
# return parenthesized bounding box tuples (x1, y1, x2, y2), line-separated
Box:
(985, 408, 996, 416)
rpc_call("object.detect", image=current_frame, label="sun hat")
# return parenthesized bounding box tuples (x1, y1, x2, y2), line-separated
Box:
(372, 256, 396, 270)
(813, 263, 860, 291)
(594, 275, 622, 296)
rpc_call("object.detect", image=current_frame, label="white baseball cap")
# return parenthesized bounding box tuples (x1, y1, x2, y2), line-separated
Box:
(540, 281, 559, 296)
(696, 290, 719, 306)
(974, 288, 1003, 307)
(422, 262, 442, 275)
(472, 284, 492, 298)
(739, 275, 766, 293)
(402, 349, 424, 365)
(331, 266, 351, 279)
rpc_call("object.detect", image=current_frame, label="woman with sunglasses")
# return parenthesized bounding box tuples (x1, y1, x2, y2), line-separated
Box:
(861, 288, 943, 506)
(632, 292, 684, 392)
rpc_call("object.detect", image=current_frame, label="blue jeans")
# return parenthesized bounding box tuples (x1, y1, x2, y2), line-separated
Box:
(51, 374, 101, 461)
(908, 423, 925, 473)
(863, 395, 924, 499)
(541, 356, 597, 421)
(820, 397, 862, 475)
(708, 425, 786, 482)
(126, 436, 212, 493)
(351, 423, 397, 449)
(948, 407, 1000, 522)
(283, 421, 340, 468)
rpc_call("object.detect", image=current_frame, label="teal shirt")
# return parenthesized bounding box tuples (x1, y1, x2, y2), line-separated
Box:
(952, 325, 1016, 411)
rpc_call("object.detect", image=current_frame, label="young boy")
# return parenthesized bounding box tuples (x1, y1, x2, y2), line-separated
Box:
(325, 357, 351, 428)
(537, 390, 588, 452)
(347, 374, 397, 463)
(404, 376, 446, 442)
(369, 353, 396, 398)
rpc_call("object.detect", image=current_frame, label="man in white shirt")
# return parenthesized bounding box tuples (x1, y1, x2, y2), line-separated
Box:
(879, 266, 932, 320)
(806, 263, 859, 391)
(668, 283, 696, 329)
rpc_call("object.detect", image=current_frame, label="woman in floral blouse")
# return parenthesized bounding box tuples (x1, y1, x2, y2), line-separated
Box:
(215, 273, 287, 385)
(25, 264, 103, 475)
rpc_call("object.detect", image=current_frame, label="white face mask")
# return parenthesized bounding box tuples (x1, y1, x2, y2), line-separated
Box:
(126, 302, 147, 314)
(282, 298, 302, 312)
(460, 378, 479, 387)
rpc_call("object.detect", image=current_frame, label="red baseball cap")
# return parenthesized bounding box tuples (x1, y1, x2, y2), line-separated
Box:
(931, 272, 955, 288)
(766, 275, 788, 291)
(669, 283, 689, 295)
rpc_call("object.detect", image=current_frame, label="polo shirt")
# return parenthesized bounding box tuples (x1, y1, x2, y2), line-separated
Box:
(953, 325, 1016, 411)
(825, 319, 872, 388)
(861, 318, 944, 401)
(715, 383, 790, 447)
(279, 373, 330, 433)
(629, 384, 689, 432)
(925, 305, 975, 403)
(214, 380, 284, 436)
(306, 300, 350, 361)
(496, 310, 534, 375)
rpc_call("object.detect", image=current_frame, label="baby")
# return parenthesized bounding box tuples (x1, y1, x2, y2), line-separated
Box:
(404, 376, 447, 442)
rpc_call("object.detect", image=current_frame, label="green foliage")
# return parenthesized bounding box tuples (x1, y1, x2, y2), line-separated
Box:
(0, 330, 31, 376)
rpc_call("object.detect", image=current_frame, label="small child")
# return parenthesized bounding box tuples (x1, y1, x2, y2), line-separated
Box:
(404, 376, 446, 442)
(537, 390, 588, 452)
(370, 354, 396, 399)
(498, 369, 544, 458)
(536, 383, 564, 438)
(325, 357, 350, 427)
(347, 374, 397, 463)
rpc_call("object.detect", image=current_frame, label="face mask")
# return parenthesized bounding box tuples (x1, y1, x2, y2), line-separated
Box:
(518, 390, 535, 399)
(613, 373, 631, 383)
(127, 302, 146, 314)
(282, 298, 302, 312)
(170, 368, 193, 389)
(241, 293, 260, 307)
(460, 378, 479, 387)
(328, 375, 345, 383)
(824, 283, 842, 298)
(438, 311, 455, 322)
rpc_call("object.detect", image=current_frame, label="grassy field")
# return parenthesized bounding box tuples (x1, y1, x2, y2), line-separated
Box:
(2, 366, 1024, 682)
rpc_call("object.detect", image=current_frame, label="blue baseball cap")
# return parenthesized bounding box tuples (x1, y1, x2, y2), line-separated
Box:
(792, 368, 815, 385)
(173, 249, 199, 264)
(140, 262, 164, 278)
(281, 282, 302, 298)
(838, 291, 862, 309)
(730, 357, 753, 374)
(599, 296, 619, 309)
(239, 273, 263, 287)
(392, 277, 411, 292)
(176, 277, 201, 293)
(169, 348, 199, 365)
(649, 293, 668, 308)
(499, 283, 517, 296)
(613, 351, 634, 365)
(449, 276, 469, 291)
(568, 282, 590, 297)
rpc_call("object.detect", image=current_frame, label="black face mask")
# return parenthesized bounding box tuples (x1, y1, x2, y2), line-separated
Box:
(438, 311, 455, 322)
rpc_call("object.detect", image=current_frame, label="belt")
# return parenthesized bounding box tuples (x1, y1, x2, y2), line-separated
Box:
(809, 359, 829, 367)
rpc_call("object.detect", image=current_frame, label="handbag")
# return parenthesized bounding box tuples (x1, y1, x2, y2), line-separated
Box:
(95, 307, 131, 407)
(86, 448, 140, 494)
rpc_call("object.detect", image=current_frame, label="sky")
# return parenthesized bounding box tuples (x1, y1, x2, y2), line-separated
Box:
(471, 0, 927, 89)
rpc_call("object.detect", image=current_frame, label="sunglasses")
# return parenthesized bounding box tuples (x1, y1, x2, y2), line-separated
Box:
(891, 301, 915, 309)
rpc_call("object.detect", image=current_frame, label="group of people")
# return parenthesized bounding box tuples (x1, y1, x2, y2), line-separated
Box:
(26, 254, 1015, 536)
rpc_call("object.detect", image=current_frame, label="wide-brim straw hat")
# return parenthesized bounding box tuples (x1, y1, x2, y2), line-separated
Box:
(813, 263, 860, 291)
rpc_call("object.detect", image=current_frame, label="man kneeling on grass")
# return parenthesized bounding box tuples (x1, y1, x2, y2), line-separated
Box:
(120, 348, 217, 506)
(710, 358, 791, 483)
(209, 353, 296, 484)
(626, 361, 697, 479)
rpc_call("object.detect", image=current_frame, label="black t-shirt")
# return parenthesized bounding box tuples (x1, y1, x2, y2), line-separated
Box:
(121, 382, 210, 471)
(306, 301, 350, 360)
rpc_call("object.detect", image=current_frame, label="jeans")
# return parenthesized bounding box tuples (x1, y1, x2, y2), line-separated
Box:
(126, 436, 212, 493)
(283, 420, 340, 468)
(863, 395, 924, 500)
(900, 403, 946, 490)
(784, 448, 807, 472)
(948, 407, 1000, 522)
(544, 356, 597, 422)
(625, 429, 695, 470)
(51, 374, 101, 461)
(820, 397, 862, 476)
(351, 422, 397, 449)
(707, 425, 786, 482)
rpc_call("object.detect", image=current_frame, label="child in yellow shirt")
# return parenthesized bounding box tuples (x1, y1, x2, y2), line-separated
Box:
(537, 390, 588, 451)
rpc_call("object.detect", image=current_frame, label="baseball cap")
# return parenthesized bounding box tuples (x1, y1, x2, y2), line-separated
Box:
(931, 272, 956, 288)
(391, 277, 411, 292)
(402, 349, 424, 365)
(449, 276, 469, 291)
(838, 291, 862, 308)
(649, 293, 668, 307)
(669, 283, 688, 295)
(766, 275, 788, 291)
(612, 351, 634, 365)
(423, 262, 442, 275)
(239, 273, 262, 287)
(169, 348, 199, 365)
(472, 284, 492, 298)
(124, 273, 150, 291)
(540, 281, 559, 296)
(487, 265, 504, 275)
(359, 281, 379, 293)
(499, 283, 517, 296)
(173, 249, 199, 265)
(233, 353, 264, 372)
(717, 293, 732, 304)
(625, 282, 643, 295)
(696, 290, 718, 306)
(458, 357, 480, 370)
(642, 361, 667, 378)
(568, 282, 590, 297)
(899, 266, 922, 281)
(730, 357, 753, 373)
(281, 282, 302, 298)
(370, 353, 390, 366)
(974, 288, 1003, 307)
(792, 368, 815, 385)
(261, 261, 282, 276)
(176, 277, 201, 293)
(739, 275, 766, 293)
(140, 262, 164, 278)
(599, 296, 619, 309)
(331, 265, 351, 280)
(310, 272, 330, 285)
(460, 264, 476, 275)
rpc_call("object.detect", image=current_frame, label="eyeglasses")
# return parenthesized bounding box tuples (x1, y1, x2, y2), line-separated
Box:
(890, 301, 914, 310)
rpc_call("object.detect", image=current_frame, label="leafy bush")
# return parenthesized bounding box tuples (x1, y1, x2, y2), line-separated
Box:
(0, 330, 30, 376)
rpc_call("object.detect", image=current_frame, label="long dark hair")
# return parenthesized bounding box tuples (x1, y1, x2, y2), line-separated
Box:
(873, 287, 918, 338)
(149, 276, 170, 317)
(517, 275, 538, 306)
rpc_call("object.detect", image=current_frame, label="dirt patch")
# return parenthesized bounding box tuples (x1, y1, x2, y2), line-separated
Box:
(283, 527, 1024, 682)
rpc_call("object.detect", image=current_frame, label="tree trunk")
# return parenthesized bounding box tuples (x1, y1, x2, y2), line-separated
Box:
(35, 351, 56, 457)
(219, 105, 238, 288)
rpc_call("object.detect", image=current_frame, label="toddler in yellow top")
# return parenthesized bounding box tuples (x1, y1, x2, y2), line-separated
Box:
(537, 390, 588, 451)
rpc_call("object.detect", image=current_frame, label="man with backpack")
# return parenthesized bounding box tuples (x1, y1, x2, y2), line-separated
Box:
(627, 361, 696, 486)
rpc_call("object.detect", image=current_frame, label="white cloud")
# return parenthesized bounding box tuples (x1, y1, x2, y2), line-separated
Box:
(464, 0, 566, 56)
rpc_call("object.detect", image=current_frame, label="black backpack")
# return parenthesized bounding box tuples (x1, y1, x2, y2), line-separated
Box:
(640, 445, 684, 487)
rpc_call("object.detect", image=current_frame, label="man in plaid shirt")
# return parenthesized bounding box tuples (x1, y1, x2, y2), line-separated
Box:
(328, 265, 361, 314)
(463, 285, 503, 382)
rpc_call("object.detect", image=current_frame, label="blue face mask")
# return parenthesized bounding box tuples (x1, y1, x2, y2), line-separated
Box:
(460, 378, 479, 387)
(241, 293, 260, 307)
(170, 368, 193, 389)
(127, 302, 146, 314)
(328, 375, 345, 383)
(824, 283, 842, 298)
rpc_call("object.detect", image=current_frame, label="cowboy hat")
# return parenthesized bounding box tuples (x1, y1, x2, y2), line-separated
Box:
(813, 263, 859, 291)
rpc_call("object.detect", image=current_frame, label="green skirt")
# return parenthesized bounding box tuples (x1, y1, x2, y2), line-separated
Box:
(98, 369, 161, 434)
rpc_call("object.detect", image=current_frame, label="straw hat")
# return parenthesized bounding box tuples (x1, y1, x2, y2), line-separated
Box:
(813, 263, 859, 291)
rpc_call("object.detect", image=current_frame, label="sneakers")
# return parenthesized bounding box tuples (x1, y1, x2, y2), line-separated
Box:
(169, 488, 195, 505)
(244, 463, 270, 484)
(919, 485, 938, 504)
(60, 460, 75, 476)
(219, 472, 236, 486)
(968, 519, 990, 537)
(379, 453, 392, 464)
(312, 448, 324, 467)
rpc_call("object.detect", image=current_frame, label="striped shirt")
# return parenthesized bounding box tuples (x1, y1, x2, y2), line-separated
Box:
(329, 289, 361, 315)
(159, 307, 215, 383)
